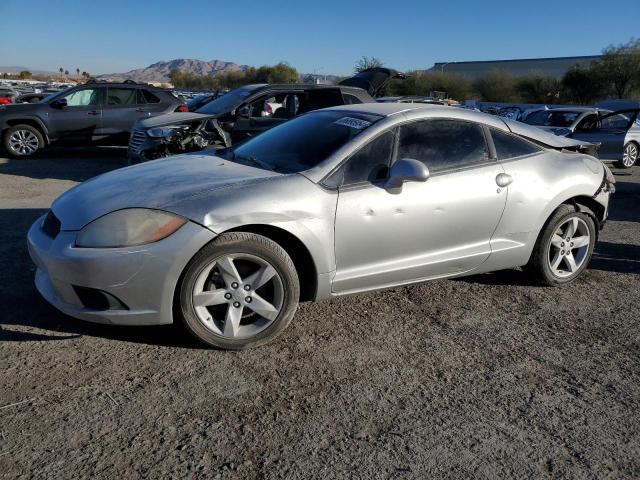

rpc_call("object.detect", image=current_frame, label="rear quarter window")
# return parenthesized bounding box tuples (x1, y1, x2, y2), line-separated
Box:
(142, 90, 161, 104)
(491, 128, 542, 160)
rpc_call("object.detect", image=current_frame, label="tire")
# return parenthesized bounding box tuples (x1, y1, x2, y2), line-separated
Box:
(179, 232, 300, 349)
(3, 124, 44, 158)
(615, 141, 638, 169)
(525, 204, 596, 286)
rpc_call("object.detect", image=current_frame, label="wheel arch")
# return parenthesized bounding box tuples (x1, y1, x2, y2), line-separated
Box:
(223, 224, 318, 302)
(568, 195, 606, 230)
(526, 194, 603, 265)
(3, 118, 50, 144)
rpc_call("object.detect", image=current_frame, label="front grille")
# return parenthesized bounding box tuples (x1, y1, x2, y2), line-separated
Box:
(41, 210, 61, 238)
(128, 129, 147, 152)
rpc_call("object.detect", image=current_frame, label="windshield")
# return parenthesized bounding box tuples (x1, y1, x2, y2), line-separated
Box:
(196, 84, 265, 115)
(41, 87, 73, 103)
(230, 110, 383, 173)
(524, 110, 582, 127)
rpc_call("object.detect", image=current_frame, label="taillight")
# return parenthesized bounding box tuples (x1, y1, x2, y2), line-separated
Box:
(175, 104, 188, 112)
(0, 97, 11, 105)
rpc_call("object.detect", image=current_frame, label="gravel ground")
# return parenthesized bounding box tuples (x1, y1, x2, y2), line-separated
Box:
(0, 148, 639, 479)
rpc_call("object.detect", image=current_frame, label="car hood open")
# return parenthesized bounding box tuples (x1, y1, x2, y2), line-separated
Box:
(136, 111, 217, 129)
(338, 68, 406, 96)
(52, 154, 281, 230)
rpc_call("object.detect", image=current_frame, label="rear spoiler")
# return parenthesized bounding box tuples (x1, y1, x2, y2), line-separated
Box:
(559, 142, 600, 158)
(501, 118, 599, 158)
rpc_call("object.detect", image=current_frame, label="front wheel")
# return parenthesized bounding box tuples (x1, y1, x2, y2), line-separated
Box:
(3, 124, 44, 158)
(615, 142, 638, 169)
(179, 232, 300, 349)
(525, 205, 596, 286)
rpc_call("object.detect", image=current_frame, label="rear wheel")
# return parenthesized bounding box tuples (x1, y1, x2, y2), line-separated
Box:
(3, 124, 44, 158)
(525, 204, 596, 286)
(179, 232, 300, 349)
(616, 141, 638, 169)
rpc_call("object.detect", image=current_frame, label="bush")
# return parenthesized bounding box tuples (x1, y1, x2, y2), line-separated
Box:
(388, 70, 474, 100)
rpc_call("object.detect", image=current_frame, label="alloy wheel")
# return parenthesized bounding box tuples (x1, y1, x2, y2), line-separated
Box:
(546, 216, 591, 278)
(191, 253, 284, 339)
(8, 129, 39, 156)
(623, 143, 638, 167)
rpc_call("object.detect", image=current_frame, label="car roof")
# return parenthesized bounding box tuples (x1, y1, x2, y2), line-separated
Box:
(81, 82, 167, 90)
(257, 83, 364, 93)
(545, 107, 596, 113)
(322, 102, 443, 116)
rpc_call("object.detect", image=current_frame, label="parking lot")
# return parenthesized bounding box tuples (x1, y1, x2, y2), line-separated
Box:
(0, 148, 638, 478)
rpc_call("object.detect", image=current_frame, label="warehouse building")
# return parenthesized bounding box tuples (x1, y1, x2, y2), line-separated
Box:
(428, 55, 601, 79)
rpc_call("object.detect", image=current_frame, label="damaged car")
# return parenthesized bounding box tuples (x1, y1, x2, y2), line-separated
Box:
(127, 68, 405, 162)
(524, 107, 640, 168)
(29, 103, 613, 350)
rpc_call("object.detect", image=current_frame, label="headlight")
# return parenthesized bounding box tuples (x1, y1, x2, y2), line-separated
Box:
(76, 208, 187, 248)
(147, 126, 179, 139)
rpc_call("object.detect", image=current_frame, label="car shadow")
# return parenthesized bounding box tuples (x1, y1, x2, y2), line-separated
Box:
(0, 207, 201, 348)
(590, 241, 640, 274)
(607, 180, 640, 223)
(0, 147, 128, 182)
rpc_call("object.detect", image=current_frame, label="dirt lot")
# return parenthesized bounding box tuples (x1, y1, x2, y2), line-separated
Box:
(0, 148, 639, 479)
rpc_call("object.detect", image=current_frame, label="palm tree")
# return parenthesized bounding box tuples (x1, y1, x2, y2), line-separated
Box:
(59, 67, 64, 78)
(76, 68, 80, 78)
(64, 70, 69, 76)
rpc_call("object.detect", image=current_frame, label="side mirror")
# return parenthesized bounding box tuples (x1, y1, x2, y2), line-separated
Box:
(50, 98, 67, 109)
(385, 158, 429, 189)
(237, 105, 250, 118)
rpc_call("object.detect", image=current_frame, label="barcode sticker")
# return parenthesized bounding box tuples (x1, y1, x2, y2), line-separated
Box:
(334, 117, 372, 129)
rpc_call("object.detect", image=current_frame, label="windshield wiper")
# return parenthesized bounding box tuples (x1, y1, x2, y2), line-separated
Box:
(233, 153, 274, 171)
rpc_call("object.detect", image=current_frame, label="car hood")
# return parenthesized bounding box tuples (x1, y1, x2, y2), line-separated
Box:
(52, 153, 282, 230)
(0, 102, 43, 115)
(136, 111, 216, 129)
(338, 68, 406, 96)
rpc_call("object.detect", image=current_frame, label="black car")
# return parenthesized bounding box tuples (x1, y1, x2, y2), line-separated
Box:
(15, 92, 48, 104)
(128, 68, 404, 162)
(0, 81, 183, 157)
(186, 92, 222, 111)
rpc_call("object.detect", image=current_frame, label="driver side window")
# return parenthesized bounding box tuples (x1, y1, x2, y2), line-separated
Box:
(576, 114, 598, 132)
(62, 88, 102, 106)
(327, 129, 395, 186)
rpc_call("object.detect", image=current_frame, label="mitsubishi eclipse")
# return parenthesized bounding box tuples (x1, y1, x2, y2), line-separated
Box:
(28, 103, 614, 349)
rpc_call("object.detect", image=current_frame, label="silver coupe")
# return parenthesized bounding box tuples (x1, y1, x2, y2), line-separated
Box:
(28, 103, 615, 349)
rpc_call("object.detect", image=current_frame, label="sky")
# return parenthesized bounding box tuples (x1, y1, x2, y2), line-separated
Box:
(1, 0, 639, 76)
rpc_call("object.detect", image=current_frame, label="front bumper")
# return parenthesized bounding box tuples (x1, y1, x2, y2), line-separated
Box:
(27, 215, 216, 326)
(128, 130, 163, 164)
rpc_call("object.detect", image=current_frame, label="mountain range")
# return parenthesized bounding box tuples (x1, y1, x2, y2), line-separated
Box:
(1, 59, 342, 85)
(97, 59, 251, 83)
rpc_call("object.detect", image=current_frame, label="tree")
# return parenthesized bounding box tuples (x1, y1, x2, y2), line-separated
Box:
(388, 70, 474, 100)
(18, 71, 32, 80)
(59, 67, 64, 77)
(64, 70, 69, 76)
(562, 63, 605, 104)
(354, 56, 384, 73)
(76, 68, 80, 77)
(82, 71, 90, 79)
(517, 72, 562, 104)
(594, 38, 640, 98)
(474, 69, 520, 102)
(252, 62, 299, 84)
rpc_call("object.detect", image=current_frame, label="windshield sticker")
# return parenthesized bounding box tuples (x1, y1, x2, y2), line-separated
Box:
(334, 117, 372, 129)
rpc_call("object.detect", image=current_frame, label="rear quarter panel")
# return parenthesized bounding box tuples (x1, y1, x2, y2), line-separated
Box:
(486, 150, 603, 269)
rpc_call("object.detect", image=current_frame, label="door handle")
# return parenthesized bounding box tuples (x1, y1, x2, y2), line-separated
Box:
(87, 110, 100, 116)
(496, 173, 513, 187)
